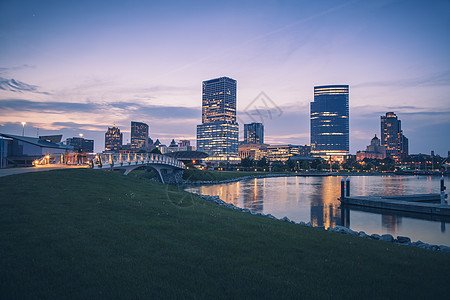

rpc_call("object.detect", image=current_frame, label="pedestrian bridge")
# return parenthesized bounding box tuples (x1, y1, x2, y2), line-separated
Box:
(92, 153, 185, 184)
(34, 152, 186, 184)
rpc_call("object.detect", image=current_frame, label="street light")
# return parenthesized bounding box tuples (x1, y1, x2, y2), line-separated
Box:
(21, 122, 26, 136)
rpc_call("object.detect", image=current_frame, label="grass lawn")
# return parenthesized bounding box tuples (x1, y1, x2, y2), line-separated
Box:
(1, 169, 449, 299)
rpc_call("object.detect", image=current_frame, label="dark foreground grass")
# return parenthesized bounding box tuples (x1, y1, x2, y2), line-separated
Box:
(183, 168, 270, 181)
(1, 169, 449, 299)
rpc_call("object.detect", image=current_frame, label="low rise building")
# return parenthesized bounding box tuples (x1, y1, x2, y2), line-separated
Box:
(356, 135, 386, 161)
(0, 133, 71, 168)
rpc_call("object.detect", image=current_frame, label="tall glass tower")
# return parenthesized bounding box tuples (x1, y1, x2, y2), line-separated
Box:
(380, 112, 408, 161)
(244, 122, 264, 144)
(131, 121, 149, 151)
(310, 85, 349, 158)
(197, 77, 239, 157)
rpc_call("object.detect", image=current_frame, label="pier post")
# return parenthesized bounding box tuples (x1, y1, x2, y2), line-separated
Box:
(341, 178, 345, 200)
(441, 177, 447, 205)
(346, 177, 350, 197)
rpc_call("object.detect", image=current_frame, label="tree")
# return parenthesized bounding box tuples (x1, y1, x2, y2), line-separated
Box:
(150, 148, 162, 154)
(257, 157, 269, 168)
(240, 157, 254, 168)
(301, 160, 310, 170)
(286, 159, 295, 171)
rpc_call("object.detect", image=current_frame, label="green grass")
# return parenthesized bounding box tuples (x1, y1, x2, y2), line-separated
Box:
(1, 169, 449, 299)
(183, 168, 271, 181)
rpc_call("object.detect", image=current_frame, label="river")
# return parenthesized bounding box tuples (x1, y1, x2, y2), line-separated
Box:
(186, 175, 450, 247)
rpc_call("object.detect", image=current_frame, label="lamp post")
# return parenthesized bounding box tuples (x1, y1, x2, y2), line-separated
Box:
(21, 122, 26, 136)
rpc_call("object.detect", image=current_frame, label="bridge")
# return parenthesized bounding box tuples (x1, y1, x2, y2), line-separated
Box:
(33, 152, 186, 184)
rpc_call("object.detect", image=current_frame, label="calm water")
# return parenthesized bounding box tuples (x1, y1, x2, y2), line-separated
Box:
(186, 175, 450, 247)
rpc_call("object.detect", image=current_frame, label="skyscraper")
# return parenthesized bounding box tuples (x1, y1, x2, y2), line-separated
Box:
(105, 125, 122, 152)
(380, 112, 408, 161)
(310, 85, 349, 159)
(131, 121, 149, 151)
(244, 122, 264, 144)
(197, 77, 239, 157)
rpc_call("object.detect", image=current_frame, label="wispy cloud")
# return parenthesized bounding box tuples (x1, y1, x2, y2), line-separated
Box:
(353, 70, 450, 88)
(0, 64, 36, 74)
(0, 77, 50, 94)
(0, 98, 200, 121)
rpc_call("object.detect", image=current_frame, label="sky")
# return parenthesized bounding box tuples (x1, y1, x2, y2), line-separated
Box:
(0, 0, 449, 155)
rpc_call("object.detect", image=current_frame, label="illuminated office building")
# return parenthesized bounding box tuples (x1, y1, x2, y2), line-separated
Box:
(197, 77, 239, 157)
(244, 122, 264, 144)
(66, 137, 94, 153)
(131, 121, 149, 151)
(310, 85, 349, 159)
(105, 125, 122, 152)
(380, 112, 408, 161)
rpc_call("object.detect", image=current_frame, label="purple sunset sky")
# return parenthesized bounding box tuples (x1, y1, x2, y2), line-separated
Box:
(0, 0, 449, 155)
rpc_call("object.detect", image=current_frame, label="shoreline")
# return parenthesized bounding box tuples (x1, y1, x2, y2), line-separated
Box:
(181, 171, 448, 186)
(194, 193, 450, 253)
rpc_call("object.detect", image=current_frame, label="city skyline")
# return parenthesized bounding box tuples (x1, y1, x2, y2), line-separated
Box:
(1, 0, 449, 155)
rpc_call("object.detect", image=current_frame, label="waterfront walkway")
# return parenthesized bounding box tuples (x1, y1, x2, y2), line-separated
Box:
(0, 165, 87, 178)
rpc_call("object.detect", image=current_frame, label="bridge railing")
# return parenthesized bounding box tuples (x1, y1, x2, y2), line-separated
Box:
(33, 152, 185, 169)
(91, 153, 185, 169)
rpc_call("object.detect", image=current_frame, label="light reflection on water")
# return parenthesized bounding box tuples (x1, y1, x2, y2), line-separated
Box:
(186, 175, 450, 247)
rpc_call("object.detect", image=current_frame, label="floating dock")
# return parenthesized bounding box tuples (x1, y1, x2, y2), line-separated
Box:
(339, 177, 449, 217)
(340, 194, 450, 217)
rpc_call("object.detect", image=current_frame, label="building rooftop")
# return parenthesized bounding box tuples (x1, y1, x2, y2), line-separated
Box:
(0, 133, 71, 150)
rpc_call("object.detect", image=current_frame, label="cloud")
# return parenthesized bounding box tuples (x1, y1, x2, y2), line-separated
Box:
(0, 98, 200, 121)
(0, 64, 36, 74)
(353, 70, 450, 88)
(0, 77, 50, 94)
(0, 99, 97, 112)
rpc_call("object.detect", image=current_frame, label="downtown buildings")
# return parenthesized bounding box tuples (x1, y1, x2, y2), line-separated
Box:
(66, 136, 94, 153)
(197, 77, 239, 160)
(131, 121, 149, 151)
(356, 135, 386, 161)
(380, 112, 408, 161)
(310, 85, 349, 160)
(105, 125, 123, 152)
(244, 122, 264, 144)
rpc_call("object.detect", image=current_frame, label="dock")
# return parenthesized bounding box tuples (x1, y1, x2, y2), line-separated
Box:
(339, 177, 450, 217)
(340, 194, 450, 217)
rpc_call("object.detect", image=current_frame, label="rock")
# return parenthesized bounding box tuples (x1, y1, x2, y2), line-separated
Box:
(417, 243, 431, 250)
(411, 240, 425, 247)
(299, 221, 306, 226)
(358, 231, 370, 238)
(306, 222, 313, 227)
(266, 214, 277, 219)
(332, 225, 357, 236)
(380, 234, 394, 243)
(430, 245, 439, 251)
(396, 236, 411, 244)
(281, 216, 291, 222)
(370, 234, 381, 240)
(439, 245, 450, 253)
(315, 225, 325, 230)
